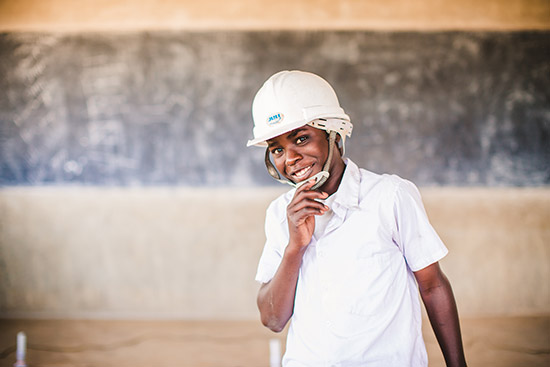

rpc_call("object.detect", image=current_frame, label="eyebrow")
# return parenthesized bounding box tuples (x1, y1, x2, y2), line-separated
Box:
(287, 128, 304, 140)
(267, 127, 308, 148)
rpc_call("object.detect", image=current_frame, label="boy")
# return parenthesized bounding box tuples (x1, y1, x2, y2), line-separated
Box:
(248, 70, 467, 366)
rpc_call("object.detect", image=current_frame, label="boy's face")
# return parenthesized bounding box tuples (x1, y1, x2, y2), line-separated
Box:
(266, 125, 331, 184)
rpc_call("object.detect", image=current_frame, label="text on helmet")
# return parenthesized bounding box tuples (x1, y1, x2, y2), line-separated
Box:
(267, 113, 284, 126)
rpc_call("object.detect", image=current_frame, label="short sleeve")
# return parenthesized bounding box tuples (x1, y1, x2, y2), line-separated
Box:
(254, 199, 288, 283)
(392, 178, 448, 272)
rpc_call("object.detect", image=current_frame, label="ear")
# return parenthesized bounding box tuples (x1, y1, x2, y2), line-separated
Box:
(335, 134, 343, 156)
(325, 131, 344, 156)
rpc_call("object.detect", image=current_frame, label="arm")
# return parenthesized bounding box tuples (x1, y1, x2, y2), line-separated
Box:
(257, 245, 306, 332)
(257, 179, 329, 332)
(414, 262, 467, 367)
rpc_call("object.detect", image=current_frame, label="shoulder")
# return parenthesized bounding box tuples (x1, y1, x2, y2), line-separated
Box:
(355, 166, 400, 197)
(354, 165, 421, 208)
(365, 167, 417, 191)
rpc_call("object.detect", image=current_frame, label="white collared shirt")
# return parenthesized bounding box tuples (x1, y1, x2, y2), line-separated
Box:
(255, 159, 448, 367)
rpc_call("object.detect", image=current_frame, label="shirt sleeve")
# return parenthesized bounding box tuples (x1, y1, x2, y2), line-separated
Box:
(255, 200, 287, 284)
(392, 177, 448, 272)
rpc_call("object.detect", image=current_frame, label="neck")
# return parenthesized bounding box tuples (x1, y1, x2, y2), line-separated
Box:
(319, 157, 345, 196)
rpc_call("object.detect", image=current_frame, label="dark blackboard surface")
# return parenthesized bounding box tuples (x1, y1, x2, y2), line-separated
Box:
(0, 31, 548, 186)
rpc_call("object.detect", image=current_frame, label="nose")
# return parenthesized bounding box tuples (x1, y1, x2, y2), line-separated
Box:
(285, 147, 301, 167)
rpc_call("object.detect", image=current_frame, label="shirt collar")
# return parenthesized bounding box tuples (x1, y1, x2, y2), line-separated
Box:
(327, 158, 361, 213)
(280, 158, 361, 224)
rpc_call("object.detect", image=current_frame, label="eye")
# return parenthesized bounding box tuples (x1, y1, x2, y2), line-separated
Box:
(296, 135, 308, 145)
(270, 147, 283, 156)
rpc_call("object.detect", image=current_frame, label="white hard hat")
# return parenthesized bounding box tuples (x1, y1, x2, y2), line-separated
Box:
(247, 70, 353, 147)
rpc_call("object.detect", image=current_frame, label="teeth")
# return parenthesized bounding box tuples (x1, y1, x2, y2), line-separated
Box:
(294, 166, 311, 178)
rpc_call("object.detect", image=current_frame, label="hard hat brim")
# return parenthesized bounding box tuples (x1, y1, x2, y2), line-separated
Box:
(247, 113, 351, 148)
(246, 119, 307, 147)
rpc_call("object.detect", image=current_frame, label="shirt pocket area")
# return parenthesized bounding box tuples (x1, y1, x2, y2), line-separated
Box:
(325, 250, 403, 338)
(343, 250, 398, 318)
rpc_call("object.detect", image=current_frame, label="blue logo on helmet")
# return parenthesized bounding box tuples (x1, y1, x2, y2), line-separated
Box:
(267, 113, 284, 126)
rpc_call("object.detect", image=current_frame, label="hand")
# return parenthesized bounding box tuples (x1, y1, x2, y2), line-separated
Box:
(286, 178, 329, 251)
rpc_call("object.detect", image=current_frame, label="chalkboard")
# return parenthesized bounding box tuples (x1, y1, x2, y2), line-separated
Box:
(0, 31, 548, 186)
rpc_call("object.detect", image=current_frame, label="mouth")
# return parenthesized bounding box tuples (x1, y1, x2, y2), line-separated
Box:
(290, 165, 313, 181)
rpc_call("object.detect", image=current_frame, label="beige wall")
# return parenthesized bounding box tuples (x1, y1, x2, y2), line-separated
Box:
(1, 187, 549, 319)
(0, 187, 279, 319)
(0, 0, 549, 31)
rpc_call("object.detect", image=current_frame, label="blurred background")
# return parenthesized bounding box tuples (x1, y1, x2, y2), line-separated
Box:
(0, 0, 549, 366)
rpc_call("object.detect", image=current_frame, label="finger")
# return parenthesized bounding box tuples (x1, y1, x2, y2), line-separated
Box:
(290, 194, 327, 210)
(288, 191, 329, 215)
(294, 184, 329, 201)
(288, 198, 329, 217)
(289, 207, 329, 225)
(296, 177, 320, 193)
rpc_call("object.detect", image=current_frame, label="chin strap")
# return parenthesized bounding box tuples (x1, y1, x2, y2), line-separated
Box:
(264, 131, 337, 190)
